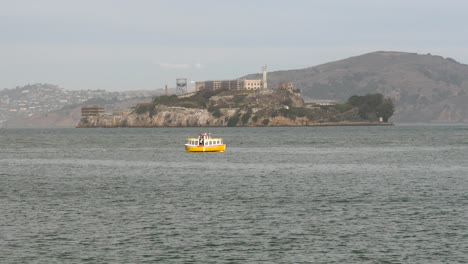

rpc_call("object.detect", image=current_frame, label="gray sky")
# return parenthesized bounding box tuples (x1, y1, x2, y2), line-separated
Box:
(1, 0, 467, 91)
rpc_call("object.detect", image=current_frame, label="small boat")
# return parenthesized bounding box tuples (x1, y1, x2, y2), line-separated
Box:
(185, 133, 226, 152)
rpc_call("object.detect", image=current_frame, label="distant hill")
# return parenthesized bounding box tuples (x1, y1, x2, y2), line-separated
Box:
(0, 83, 163, 128)
(3, 98, 147, 128)
(245, 51, 468, 122)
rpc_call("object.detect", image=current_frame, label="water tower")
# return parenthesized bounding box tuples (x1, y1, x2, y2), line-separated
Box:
(176, 78, 188, 94)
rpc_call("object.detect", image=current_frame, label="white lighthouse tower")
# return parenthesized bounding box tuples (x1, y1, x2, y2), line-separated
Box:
(262, 64, 268, 89)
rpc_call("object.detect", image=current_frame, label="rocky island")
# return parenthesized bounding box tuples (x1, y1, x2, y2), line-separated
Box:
(77, 88, 394, 127)
(4, 51, 468, 128)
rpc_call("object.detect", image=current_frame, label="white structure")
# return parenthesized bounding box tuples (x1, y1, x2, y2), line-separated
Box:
(262, 64, 268, 89)
(306, 99, 338, 106)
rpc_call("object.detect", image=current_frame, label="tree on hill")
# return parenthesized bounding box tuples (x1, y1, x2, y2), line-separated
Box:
(347, 93, 394, 122)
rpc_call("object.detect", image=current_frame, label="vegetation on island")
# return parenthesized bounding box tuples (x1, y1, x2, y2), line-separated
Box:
(347, 93, 395, 122)
(132, 87, 394, 126)
(135, 89, 227, 115)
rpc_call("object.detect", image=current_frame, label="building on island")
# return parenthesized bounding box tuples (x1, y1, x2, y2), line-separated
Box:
(81, 105, 105, 117)
(277, 82, 294, 93)
(196, 65, 268, 92)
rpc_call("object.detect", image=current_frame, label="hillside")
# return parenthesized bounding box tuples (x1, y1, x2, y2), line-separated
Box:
(3, 98, 148, 128)
(245, 51, 468, 123)
(0, 83, 160, 128)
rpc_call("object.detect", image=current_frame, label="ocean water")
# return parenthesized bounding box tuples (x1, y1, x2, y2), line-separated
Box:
(0, 125, 467, 263)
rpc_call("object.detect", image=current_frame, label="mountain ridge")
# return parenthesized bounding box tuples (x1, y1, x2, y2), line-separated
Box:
(245, 51, 468, 122)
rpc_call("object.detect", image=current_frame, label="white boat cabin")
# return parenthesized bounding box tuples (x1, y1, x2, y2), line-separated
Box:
(186, 133, 224, 146)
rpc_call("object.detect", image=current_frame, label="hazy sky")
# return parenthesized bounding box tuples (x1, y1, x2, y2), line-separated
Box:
(1, 0, 467, 91)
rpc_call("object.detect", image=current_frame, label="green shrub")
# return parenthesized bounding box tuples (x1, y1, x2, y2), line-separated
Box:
(279, 108, 289, 117)
(135, 103, 155, 114)
(278, 107, 311, 120)
(207, 106, 219, 113)
(347, 93, 394, 121)
(334, 103, 353, 113)
(241, 108, 252, 124)
(209, 104, 230, 112)
(179, 102, 197, 108)
(227, 115, 239, 126)
(234, 95, 247, 105)
(212, 109, 222, 118)
(153, 95, 179, 105)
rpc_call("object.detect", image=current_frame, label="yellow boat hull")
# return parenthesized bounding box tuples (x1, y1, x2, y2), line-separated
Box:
(185, 144, 226, 152)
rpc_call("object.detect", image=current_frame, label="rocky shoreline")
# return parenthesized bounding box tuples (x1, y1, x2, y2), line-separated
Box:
(77, 90, 395, 128)
(77, 107, 393, 128)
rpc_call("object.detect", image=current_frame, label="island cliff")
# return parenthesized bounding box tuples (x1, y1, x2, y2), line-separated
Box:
(77, 89, 394, 127)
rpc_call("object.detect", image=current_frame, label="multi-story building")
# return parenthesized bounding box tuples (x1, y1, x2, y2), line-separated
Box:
(196, 65, 268, 92)
(196, 79, 264, 92)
